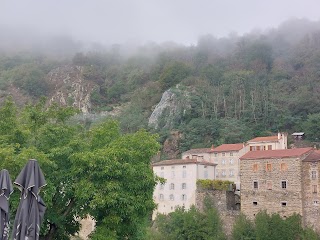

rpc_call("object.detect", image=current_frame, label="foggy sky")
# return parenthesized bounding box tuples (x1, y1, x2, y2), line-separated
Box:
(1, 0, 319, 45)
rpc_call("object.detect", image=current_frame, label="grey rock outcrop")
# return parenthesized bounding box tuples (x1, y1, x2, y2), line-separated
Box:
(47, 65, 96, 113)
(148, 86, 191, 129)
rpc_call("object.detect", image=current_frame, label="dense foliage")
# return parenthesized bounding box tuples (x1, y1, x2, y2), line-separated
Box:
(232, 211, 320, 240)
(1, 18, 320, 152)
(0, 99, 160, 240)
(197, 179, 234, 190)
(149, 198, 226, 240)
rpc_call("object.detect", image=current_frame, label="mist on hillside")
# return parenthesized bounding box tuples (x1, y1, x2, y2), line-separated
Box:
(1, 0, 320, 57)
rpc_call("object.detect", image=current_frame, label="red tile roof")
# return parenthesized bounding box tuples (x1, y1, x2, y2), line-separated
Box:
(183, 148, 212, 154)
(248, 136, 279, 142)
(152, 159, 216, 166)
(303, 150, 320, 162)
(211, 143, 244, 152)
(240, 148, 313, 160)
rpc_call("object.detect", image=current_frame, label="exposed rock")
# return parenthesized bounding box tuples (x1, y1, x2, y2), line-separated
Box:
(148, 86, 191, 129)
(47, 65, 97, 113)
(162, 131, 183, 159)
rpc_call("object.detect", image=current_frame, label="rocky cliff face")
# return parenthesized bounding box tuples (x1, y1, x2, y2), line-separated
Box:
(148, 86, 191, 129)
(47, 65, 97, 113)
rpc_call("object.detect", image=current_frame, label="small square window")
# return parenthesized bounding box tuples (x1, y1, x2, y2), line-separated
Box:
(266, 163, 272, 172)
(214, 153, 218, 157)
(161, 167, 164, 170)
(267, 181, 272, 190)
(312, 185, 317, 193)
(280, 163, 287, 171)
(281, 202, 287, 207)
(253, 201, 258, 206)
(183, 165, 186, 168)
(222, 153, 225, 156)
(254, 181, 258, 189)
(281, 181, 287, 189)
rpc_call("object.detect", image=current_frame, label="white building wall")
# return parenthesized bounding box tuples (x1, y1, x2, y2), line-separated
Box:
(153, 164, 197, 219)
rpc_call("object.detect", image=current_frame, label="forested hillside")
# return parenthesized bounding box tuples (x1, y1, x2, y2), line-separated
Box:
(1, 18, 320, 156)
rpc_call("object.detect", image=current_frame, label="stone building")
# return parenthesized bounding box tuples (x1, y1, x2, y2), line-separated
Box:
(152, 158, 216, 219)
(240, 148, 313, 219)
(302, 150, 320, 232)
(182, 144, 246, 188)
(246, 132, 288, 151)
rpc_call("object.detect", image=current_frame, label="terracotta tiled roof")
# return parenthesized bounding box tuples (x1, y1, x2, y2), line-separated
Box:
(152, 159, 216, 166)
(211, 143, 244, 152)
(248, 136, 280, 142)
(303, 150, 320, 162)
(240, 148, 313, 160)
(182, 148, 212, 154)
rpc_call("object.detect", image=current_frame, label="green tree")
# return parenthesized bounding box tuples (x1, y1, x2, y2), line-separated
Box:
(303, 113, 320, 141)
(232, 214, 255, 240)
(0, 100, 160, 240)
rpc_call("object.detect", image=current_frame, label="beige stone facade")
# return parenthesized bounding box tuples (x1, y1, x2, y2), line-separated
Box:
(240, 148, 316, 222)
(302, 151, 320, 232)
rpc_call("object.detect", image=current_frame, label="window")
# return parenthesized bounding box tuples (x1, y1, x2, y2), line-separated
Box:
(230, 159, 234, 165)
(170, 183, 175, 190)
(159, 194, 164, 201)
(222, 170, 226, 177)
(192, 155, 197, 159)
(182, 170, 186, 178)
(253, 163, 258, 172)
(159, 184, 164, 190)
(313, 185, 318, 193)
(222, 153, 225, 156)
(280, 163, 287, 171)
(281, 181, 287, 189)
(182, 183, 186, 189)
(268, 145, 272, 150)
(183, 165, 186, 168)
(214, 153, 218, 157)
(267, 181, 272, 190)
(171, 166, 175, 169)
(262, 146, 266, 150)
(161, 167, 164, 170)
(182, 194, 187, 201)
(222, 159, 226, 165)
(204, 165, 207, 168)
(312, 171, 317, 180)
(230, 152, 233, 156)
(256, 146, 261, 151)
(253, 201, 258, 206)
(171, 171, 175, 178)
(229, 170, 234, 176)
(169, 194, 174, 201)
(160, 172, 164, 178)
(250, 146, 255, 151)
(204, 171, 208, 178)
(266, 163, 272, 172)
(281, 202, 287, 207)
(253, 181, 258, 189)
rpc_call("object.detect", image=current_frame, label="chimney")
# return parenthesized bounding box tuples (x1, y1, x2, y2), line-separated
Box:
(211, 144, 214, 150)
(278, 132, 281, 139)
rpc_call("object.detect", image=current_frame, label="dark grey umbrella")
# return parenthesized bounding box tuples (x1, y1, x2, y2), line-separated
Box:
(12, 159, 46, 240)
(0, 169, 13, 240)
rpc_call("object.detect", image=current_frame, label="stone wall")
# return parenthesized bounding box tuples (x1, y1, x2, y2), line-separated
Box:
(302, 161, 320, 233)
(240, 157, 304, 219)
(196, 189, 240, 236)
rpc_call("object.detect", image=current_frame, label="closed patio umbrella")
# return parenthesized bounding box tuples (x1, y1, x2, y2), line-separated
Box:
(12, 159, 46, 240)
(0, 169, 13, 240)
